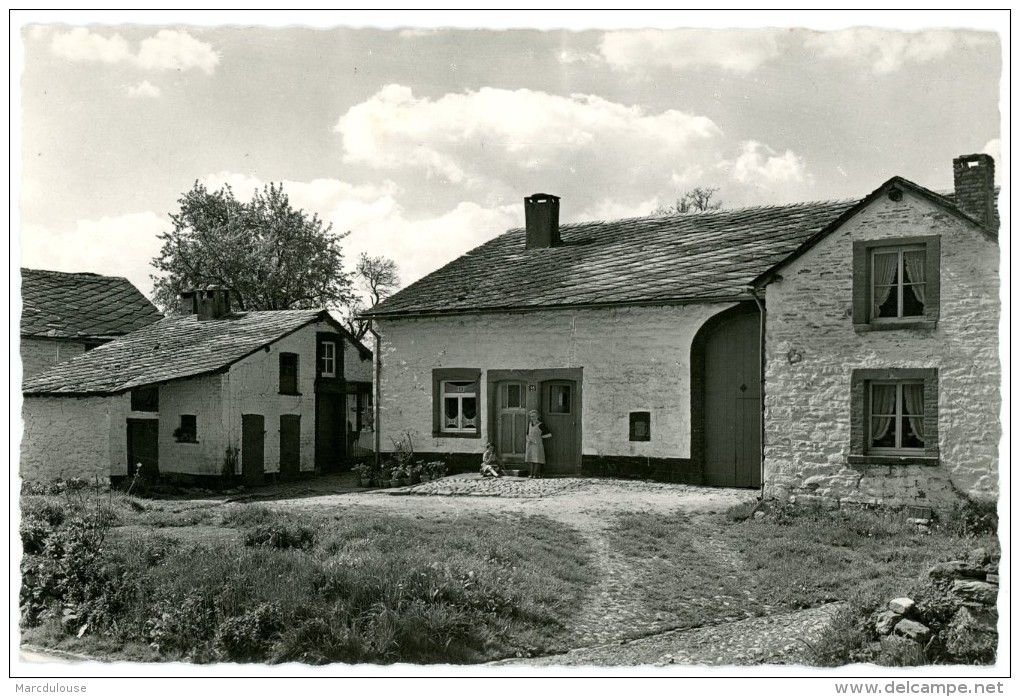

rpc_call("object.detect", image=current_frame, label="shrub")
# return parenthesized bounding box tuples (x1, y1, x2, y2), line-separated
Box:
(215, 601, 286, 662)
(244, 523, 316, 550)
(935, 498, 999, 537)
(146, 591, 217, 657)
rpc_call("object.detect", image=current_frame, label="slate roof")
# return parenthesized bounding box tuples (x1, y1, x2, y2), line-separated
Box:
(366, 199, 858, 317)
(23, 309, 330, 396)
(21, 269, 162, 340)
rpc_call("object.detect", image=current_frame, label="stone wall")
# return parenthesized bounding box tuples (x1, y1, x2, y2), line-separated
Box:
(20, 395, 117, 483)
(763, 189, 1000, 509)
(375, 303, 731, 462)
(20, 337, 87, 381)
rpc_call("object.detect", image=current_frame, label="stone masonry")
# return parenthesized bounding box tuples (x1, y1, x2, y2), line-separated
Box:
(763, 189, 999, 509)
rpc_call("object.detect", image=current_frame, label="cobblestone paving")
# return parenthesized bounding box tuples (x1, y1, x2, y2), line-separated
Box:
(393, 473, 597, 498)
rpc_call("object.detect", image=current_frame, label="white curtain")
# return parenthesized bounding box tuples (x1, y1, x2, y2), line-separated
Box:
(903, 384, 925, 444)
(872, 253, 899, 317)
(871, 384, 897, 442)
(904, 250, 927, 305)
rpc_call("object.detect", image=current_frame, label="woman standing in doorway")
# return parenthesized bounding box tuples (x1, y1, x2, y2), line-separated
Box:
(525, 409, 552, 478)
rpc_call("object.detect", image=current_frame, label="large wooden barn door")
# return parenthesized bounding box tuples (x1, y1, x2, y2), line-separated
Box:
(703, 312, 761, 488)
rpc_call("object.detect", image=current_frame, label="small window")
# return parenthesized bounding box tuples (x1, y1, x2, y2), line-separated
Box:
(867, 381, 925, 453)
(174, 415, 198, 443)
(442, 381, 478, 433)
(852, 236, 940, 331)
(629, 412, 651, 442)
(432, 369, 481, 438)
(131, 386, 159, 412)
(849, 368, 938, 465)
(320, 341, 337, 377)
(279, 353, 299, 394)
(549, 384, 571, 414)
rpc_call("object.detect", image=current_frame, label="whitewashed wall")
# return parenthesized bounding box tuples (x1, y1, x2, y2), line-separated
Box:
(375, 304, 731, 458)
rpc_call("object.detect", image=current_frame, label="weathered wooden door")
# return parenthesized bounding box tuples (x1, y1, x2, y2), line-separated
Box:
(279, 414, 301, 481)
(242, 414, 265, 486)
(126, 419, 159, 480)
(540, 380, 579, 475)
(496, 381, 528, 463)
(704, 312, 761, 488)
(315, 393, 345, 472)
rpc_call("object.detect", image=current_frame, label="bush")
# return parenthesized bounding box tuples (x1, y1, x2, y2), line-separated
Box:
(244, 523, 316, 550)
(935, 498, 999, 537)
(215, 602, 286, 662)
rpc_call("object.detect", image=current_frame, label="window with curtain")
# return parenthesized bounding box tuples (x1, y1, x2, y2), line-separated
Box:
(441, 380, 478, 433)
(852, 236, 940, 331)
(871, 246, 926, 320)
(868, 381, 925, 453)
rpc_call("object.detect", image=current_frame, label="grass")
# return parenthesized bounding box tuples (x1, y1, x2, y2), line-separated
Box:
(607, 501, 999, 665)
(20, 493, 594, 665)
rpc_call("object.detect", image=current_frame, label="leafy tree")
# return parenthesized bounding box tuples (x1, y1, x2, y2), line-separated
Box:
(651, 187, 723, 216)
(152, 182, 353, 313)
(344, 253, 401, 340)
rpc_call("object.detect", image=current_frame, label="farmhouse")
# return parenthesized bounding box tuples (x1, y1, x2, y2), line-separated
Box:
(21, 288, 373, 484)
(363, 154, 1000, 510)
(20, 268, 162, 380)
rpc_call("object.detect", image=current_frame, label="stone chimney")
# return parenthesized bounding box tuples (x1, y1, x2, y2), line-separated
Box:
(525, 193, 561, 249)
(953, 154, 997, 230)
(180, 287, 232, 320)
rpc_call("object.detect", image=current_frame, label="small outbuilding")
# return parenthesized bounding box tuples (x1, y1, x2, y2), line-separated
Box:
(21, 288, 372, 485)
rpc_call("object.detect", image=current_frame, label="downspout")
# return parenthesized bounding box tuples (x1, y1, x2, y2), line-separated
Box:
(744, 286, 767, 500)
(369, 323, 382, 469)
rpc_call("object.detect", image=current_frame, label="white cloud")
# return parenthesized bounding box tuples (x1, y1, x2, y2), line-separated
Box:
(599, 29, 780, 74)
(803, 28, 971, 74)
(729, 141, 811, 189)
(335, 84, 722, 193)
(20, 212, 169, 299)
(50, 27, 131, 64)
(136, 29, 219, 74)
(47, 27, 218, 74)
(125, 80, 161, 98)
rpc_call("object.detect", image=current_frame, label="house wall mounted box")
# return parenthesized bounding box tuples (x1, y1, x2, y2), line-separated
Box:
(21, 288, 373, 484)
(363, 155, 1000, 509)
(20, 269, 163, 380)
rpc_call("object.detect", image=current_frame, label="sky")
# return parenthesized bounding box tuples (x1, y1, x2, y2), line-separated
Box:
(13, 11, 1006, 307)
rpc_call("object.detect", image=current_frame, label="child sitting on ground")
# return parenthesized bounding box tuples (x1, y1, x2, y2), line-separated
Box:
(480, 442, 504, 478)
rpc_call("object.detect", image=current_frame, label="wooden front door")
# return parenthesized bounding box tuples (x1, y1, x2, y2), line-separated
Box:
(704, 312, 761, 488)
(242, 414, 265, 486)
(126, 419, 159, 480)
(280, 414, 301, 481)
(540, 380, 579, 475)
(315, 393, 346, 472)
(496, 381, 528, 463)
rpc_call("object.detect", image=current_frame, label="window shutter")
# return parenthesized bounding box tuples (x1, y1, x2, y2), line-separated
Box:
(925, 236, 941, 321)
(851, 240, 869, 325)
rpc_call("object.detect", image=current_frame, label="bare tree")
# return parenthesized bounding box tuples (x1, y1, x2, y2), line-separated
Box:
(651, 187, 723, 216)
(344, 253, 400, 340)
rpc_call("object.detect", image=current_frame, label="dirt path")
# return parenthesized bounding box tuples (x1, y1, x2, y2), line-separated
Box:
(268, 476, 842, 664)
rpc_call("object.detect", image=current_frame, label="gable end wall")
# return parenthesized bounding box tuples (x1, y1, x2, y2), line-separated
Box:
(763, 190, 1000, 509)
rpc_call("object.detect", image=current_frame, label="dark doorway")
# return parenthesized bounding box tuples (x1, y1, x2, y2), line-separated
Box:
(540, 380, 580, 475)
(315, 393, 346, 472)
(280, 414, 301, 481)
(126, 419, 159, 480)
(695, 305, 761, 488)
(242, 414, 265, 486)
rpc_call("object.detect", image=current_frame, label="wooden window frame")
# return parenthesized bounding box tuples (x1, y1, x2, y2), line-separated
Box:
(852, 236, 940, 332)
(849, 368, 939, 466)
(629, 411, 651, 442)
(279, 352, 300, 395)
(320, 340, 337, 378)
(432, 368, 482, 439)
